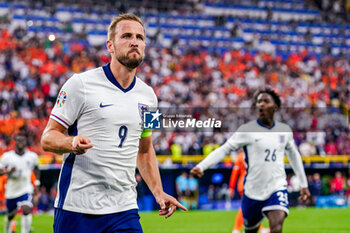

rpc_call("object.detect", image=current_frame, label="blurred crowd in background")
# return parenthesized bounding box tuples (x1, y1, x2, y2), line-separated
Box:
(0, 3, 349, 154)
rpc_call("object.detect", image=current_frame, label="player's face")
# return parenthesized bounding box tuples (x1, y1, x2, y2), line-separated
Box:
(108, 20, 145, 70)
(15, 135, 27, 151)
(256, 93, 277, 121)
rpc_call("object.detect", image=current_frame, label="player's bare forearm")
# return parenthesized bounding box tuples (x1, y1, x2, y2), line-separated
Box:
(137, 136, 187, 217)
(137, 136, 163, 196)
(41, 119, 93, 154)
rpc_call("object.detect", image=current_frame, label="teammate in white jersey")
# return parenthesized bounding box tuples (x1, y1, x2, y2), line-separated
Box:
(41, 13, 186, 233)
(0, 133, 39, 233)
(191, 88, 310, 233)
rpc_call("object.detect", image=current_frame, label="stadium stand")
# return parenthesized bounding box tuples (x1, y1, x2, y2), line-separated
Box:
(0, 0, 349, 158)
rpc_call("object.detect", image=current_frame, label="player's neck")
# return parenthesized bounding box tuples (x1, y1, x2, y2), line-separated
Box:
(15, 148, 25, 155)
(110, 60, 136, 89)
(258, 117, 274, 128)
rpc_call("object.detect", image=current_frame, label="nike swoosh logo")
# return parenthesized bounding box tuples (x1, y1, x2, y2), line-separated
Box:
(99, 103, 114, 108)
(255, 138, 262, 142)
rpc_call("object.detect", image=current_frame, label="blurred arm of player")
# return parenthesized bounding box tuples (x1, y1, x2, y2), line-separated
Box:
(191, 141, 234, 178)
(228, 165, 239, 199)
(137, 136, 187, 218)
(285, 134, 310, 202)
(41, 119, 93, 155)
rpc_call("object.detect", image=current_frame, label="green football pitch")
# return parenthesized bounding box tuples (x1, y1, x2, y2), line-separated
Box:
(0, 208, 349, 233)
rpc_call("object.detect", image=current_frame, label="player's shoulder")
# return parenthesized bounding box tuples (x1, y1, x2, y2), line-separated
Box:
(135, 77, 154, 91)
(236, 120, 256, 132)
(0, 151, 12, 159)
(25, 150, 38, 158)
(76, 67, 104, 81)
(135, 77, 157, 98)
(274, 121, 292, 132)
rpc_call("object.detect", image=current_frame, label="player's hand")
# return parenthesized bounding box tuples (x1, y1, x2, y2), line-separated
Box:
(155, 192, 187, 219)
(72, 136, 93, 155)
(298, 187, 311, 202)
(190, 167, 204, 178)
(4, 167, 16, 178)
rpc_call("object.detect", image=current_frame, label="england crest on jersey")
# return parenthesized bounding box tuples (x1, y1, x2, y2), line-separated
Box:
(279, 135, 285, 143)
(138, 103, 149, 120)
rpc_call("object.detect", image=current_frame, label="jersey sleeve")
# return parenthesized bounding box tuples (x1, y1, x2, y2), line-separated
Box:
(285, 129, 308, 188)
(225, 125, 251, 150)
(32, 152, 39, 167)
(50, 74, 85, 128)
(141, 87, 158, 138)
(0, 153, 8, 169)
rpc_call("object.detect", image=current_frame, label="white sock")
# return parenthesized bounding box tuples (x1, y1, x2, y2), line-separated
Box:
(232, 230, 241, 233)
(21, 214, 32, 233)
(4, 216, 10, 233)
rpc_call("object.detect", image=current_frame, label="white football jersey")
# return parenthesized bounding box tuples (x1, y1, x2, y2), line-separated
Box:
(197, 120, 308, 201)
(0, 150, 38, 199)
(50, 64, 157, 214)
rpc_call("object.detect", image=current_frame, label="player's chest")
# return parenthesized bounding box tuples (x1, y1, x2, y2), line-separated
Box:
(249, 133, 288, 154)
(83, 86, 153, 125)
(9, 156, 33, 169)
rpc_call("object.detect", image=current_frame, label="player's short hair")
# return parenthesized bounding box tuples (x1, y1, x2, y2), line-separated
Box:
(108, 13, 145, 41)
(253, 87, 281, 108)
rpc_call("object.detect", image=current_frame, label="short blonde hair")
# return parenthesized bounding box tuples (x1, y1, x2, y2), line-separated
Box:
(107, 13, 145, 41)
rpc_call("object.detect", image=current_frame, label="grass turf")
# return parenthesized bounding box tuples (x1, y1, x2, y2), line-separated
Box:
(0, 208, 349, 233)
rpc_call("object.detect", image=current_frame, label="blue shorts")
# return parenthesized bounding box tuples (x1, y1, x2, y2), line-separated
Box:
(53, 208, 143, 233)
(6, 193, 33, 214)
(241, 190, 289, 230)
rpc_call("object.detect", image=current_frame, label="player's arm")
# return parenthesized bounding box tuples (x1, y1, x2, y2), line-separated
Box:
(0, 155, 14, 176)
(0, 167, 15, 176)
(228, 165, 239, 198)
(191, 140, 235, 178)
(285, 133, 310, 202)
(137, 135, 187, 218)
(41, 119, 93, 155)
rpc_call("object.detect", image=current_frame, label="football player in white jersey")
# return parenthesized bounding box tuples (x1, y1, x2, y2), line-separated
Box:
(41, 13, 186, 233)
(0, 133, 39, 233)
(191, 88, 310, 233)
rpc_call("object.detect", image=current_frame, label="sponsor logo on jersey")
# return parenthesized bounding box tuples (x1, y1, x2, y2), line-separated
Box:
(99, 102, 113, 108)
(56, 91, 67, 107)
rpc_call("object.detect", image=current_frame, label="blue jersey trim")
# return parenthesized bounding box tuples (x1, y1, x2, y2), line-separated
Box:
(68, 120, 78, 136)
(57, 152, 76, 209)
(57, 121, 77, 209)
(256, 119, 275, 129)
(102, 63, 136, 93)
(243, 146, 249, 189)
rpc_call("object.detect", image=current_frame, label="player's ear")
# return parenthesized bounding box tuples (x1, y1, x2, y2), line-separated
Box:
(106, 40, 114, 53)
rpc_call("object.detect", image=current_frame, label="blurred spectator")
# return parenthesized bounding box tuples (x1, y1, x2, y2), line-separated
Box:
(330, 171, 346, 195)
(176, 172, 189, 206)
(308, 173, 322, 206)
(288, 173, 302, 206)
(187, 173, 199, 210)
(299, 140, 317, 156)
(37, 186, 50, 213)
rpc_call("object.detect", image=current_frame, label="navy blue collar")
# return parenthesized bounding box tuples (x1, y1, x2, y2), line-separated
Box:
(257, 119, 275, 129)
(102, 63, 136, 93)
